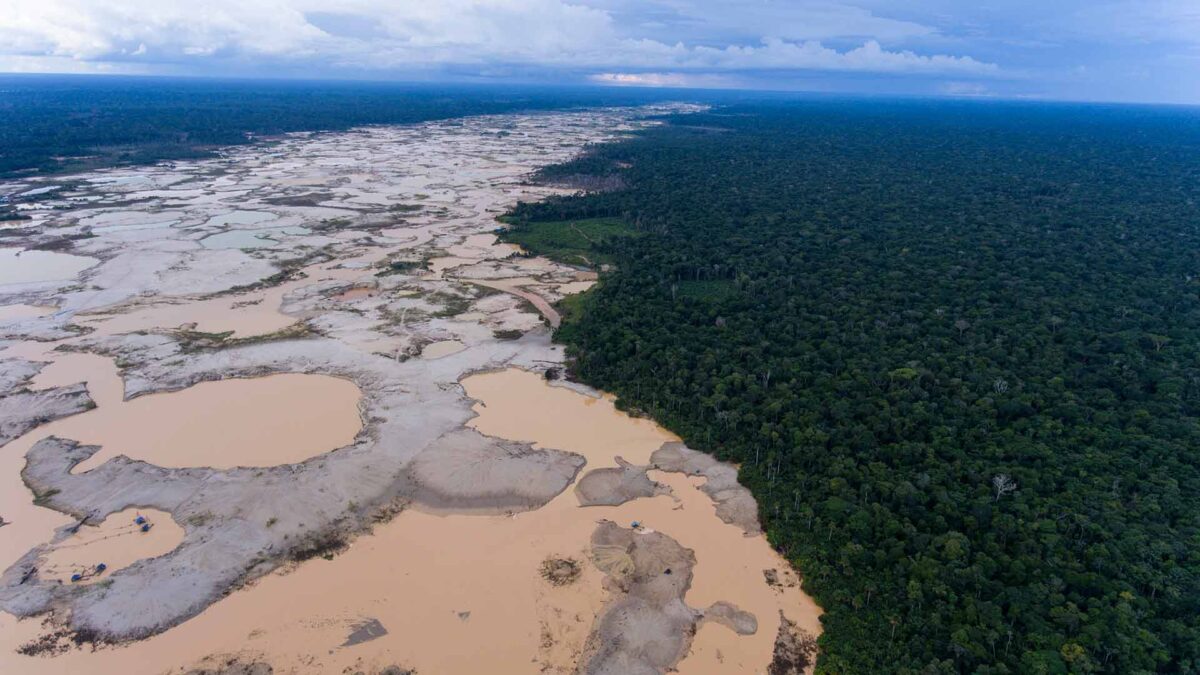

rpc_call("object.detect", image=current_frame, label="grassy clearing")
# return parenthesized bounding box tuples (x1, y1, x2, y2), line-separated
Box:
(499, 217, 635, 267)
(556, 287, 595, 326)
(428, 291, 473, 318)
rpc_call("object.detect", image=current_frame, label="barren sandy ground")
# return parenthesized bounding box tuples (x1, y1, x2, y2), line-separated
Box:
(0, 105, 821, 674)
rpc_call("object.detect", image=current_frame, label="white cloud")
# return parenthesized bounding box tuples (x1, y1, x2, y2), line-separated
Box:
(678, 38, 998, 74)
(583, 0, 938, 44)
(589, 71, 736, 87)
(938, 81, 993, 97)
(0, 0, 1000, 78)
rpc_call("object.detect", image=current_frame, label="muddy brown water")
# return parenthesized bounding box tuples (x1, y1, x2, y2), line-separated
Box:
(0, 355, 363, 574)
(333, 286, 378, 302)
(0, 368, 820, 674)
(67, 373, 363, 474)
(555, 280, 596, 295)
(37, 508, 185, 584)
(0, 249, 98, 286)
(0, 304, 54, 321)
(420, 340, 466, 359)
(0, 349, 125, 574)
(464, 369, 824, 674)
(426, 255, 477, 275)
(76, 290, 296, 338)
(75, 252, 386, 338)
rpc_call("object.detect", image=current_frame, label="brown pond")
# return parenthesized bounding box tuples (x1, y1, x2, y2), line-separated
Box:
(36, 508, 185, 584)
(68, 373, 363, 474)
(0, 304, 54, 321)
(333, 286, 378, 302)
(0, 249, 98, 286)
(0, 358, 363, 575)
(420, 340, 466, 359)
(0, 368, 821, 675)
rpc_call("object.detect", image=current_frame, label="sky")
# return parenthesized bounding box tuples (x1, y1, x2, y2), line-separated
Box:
(1, 0, 1198, 105)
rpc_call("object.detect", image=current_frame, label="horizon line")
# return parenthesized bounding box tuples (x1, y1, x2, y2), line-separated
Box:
(1, 70, 1198, 111)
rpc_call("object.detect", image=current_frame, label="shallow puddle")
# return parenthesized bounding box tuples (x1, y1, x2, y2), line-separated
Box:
(199, 230, 279, 249)
(420, 340, 466, 359)
(333, 286, 378, 302)
(426, 256, 475, 274)
(445, 233, 521, 260)
(77, 288, 295, 338)
(555, 280, 596, 295)
(36, 508, 185, 584)
(0, 249, 98, 286)
(80, 209, 187, 231)
(204, 211, 277, 228)
(0, 304, 54, 321)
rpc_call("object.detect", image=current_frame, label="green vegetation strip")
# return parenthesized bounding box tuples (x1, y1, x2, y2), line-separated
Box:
(498, 216, 636, 267)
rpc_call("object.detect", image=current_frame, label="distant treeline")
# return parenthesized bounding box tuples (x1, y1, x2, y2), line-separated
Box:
(0, 75, 706, 179)
(510, 100, 1200, 673)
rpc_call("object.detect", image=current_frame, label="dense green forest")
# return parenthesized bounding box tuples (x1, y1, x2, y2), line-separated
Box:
(0, 75, 696, 178)
(507, 100, 1200, 673)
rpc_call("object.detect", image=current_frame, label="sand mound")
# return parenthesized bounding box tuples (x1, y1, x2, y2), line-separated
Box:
(703, 600, 758, 635)
(539, 556, 582, 586)
(590, 544, 635, 580)
(574, 456, 669, 507)
(184, 659, 273, 675)
(578, 520, 759, 675)
(651, 442, 761, 535)
(401, 429, 585, 513)
(0, 384, 93, 447)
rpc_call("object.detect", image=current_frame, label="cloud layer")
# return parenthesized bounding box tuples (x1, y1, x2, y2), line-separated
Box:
(0, 0, 996, 78)
(1, 1, 1197, 102)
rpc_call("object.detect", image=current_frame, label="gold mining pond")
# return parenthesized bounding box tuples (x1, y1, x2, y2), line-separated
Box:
(36, 508, 185, 585)
(0, 363, 363, 575)
(67, 373, 363, 473)
(0, 368, 821, 675)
